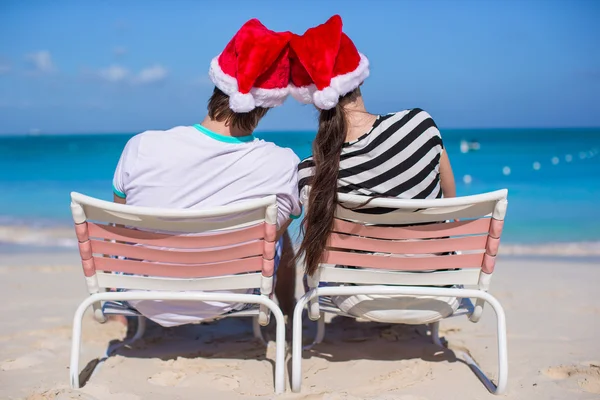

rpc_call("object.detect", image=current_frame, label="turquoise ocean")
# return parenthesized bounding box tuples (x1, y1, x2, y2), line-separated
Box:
(0, 128, 599, 252)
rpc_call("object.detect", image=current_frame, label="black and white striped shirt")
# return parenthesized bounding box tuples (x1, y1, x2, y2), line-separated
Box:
(298, 109, 444, 213)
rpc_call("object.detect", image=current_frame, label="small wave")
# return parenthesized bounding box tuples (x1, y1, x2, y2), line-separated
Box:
(1, 224, 599, 256)
(500, 242, 600, 257)
(0, 225, 77, 249)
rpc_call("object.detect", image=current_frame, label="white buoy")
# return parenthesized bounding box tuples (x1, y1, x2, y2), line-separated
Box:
(533, 162, 541, 170)
(502, 166, 511, 176)
(565, 154, 573, 162)
(463, 174, 472, 184)
(460, 140, 469, 154)
(551, 156, 559, 165)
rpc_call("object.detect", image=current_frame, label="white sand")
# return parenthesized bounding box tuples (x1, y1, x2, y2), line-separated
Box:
(1, 252, 599, 399)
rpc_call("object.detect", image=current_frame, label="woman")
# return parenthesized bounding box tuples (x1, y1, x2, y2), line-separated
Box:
(290, 15, 457, 278)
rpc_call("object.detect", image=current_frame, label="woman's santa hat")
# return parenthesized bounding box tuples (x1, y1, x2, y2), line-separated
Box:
(209, 19, 291, 113)
(289, 15, 369, 110)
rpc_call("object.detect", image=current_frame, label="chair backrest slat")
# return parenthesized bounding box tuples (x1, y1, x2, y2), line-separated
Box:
(328, 233, 487, 254)
(93, 256, 263, 278)
(96, 272, 262, 292)
(336, 201, 496, 225)
(319, 266, 481, 286)
(89, 239, 264, 265)
(332, 217, 491, 240)
(87, 222, 265, 248)
(82, 207, 265, 233)
(323, 250, 484, 271)
(71, 192, 275, 233)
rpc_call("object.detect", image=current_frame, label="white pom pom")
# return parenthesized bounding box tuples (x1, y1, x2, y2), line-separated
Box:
(313, 86, 339, 110)
(289, 84, 315, 104)
(229, 92, 256, 113)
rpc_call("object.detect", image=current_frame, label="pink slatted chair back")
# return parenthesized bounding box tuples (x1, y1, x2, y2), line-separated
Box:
(318, 190, 508, 277)
(70, 193, 278, 290)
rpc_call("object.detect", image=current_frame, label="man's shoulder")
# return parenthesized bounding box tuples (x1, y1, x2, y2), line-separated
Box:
(126, 126, 193, 149)
(135, 126, 191, 140)
(254, 140, 300, 164)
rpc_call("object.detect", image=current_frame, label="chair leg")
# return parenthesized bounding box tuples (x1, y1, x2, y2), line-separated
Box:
(303, 312, 325, 351)
(131, 316, 146, 343)
(461, 296, 508, 395)
(70, 300, 88, 389)
(252, 316, 267, 346)
(495, 305, 509, 395)
(105, 316, 147, 357)
(430, 321, 444, 347)
(92, 302, 107, 323)
(292, 293, 312, 393)
(266, 301, 286, 394)
(432, 297, 508, 395)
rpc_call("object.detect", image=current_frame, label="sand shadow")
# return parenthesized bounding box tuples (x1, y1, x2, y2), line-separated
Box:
(79, 316, 279, 388)
(296, 314, 459, 364)
(78, 357, 101, 387)
(287, 312, 501, 392)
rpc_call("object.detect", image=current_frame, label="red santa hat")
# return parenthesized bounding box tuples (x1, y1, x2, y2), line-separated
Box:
(209, 19, 291, 113)
(289, 15, 370, 110)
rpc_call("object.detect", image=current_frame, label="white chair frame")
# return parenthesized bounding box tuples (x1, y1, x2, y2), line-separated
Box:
(292, 189, 509, 395)
(69, 192, 286, 393)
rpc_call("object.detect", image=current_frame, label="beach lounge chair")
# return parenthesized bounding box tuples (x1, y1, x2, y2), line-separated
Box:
(292, 189, 509, 394)
(69, 192, 286, 393)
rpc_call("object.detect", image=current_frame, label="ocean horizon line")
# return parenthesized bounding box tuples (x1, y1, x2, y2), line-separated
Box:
(1, 126, 600, 138)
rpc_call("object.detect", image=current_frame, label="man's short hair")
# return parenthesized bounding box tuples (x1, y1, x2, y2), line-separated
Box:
(207, 87, 269, 132)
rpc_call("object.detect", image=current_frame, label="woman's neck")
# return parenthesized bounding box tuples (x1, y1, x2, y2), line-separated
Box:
(342, 94, 378, 143)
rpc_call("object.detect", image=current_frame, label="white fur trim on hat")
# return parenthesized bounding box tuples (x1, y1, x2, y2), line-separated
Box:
(208, 55, 238, 96)
(209, 54, 288, 110)
(289, 53, 370, 110)
(330, 53, 370, 98)
(313, 86, 340, 110)
(289, 83, 316, 104)
(251, 86, 290, 108)
(229, 92, 256, 113)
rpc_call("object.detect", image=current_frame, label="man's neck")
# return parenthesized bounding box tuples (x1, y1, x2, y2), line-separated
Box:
(199, 116, 253, 137)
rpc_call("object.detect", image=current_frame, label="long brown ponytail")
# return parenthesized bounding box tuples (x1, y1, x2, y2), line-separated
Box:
(296, 92, 357, 276)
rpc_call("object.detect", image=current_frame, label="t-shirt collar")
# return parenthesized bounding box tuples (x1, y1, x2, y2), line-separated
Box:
(193, 124, 255, 144)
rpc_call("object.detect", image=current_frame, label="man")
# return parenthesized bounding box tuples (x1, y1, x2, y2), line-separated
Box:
(111, 19, 299, 327)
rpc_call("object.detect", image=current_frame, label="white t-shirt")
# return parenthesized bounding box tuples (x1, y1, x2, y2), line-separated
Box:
(111, 124, 301, 327)
(113, 124, 301, 227)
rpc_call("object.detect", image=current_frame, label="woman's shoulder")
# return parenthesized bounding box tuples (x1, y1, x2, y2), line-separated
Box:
(380, 108, 440, 134)
(384, 108, 437, 123)
(376, 108, 442, 149)
(298, 155, 314, 170)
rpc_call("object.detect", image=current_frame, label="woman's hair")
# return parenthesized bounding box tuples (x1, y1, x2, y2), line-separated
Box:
(207, 87, 269, 132)
(296, 88, 360, 276)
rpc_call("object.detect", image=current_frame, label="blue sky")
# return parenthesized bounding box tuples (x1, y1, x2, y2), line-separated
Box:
(0, 0, 598, 134)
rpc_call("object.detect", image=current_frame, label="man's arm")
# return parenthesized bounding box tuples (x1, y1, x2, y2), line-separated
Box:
(275, 227, 296, 317)
(114, 193, 126, 204)
(276, 219, 292, 241)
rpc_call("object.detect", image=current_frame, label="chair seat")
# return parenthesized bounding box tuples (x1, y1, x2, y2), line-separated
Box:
(317, 295, 474, 321)
(102, 300, 262, 320)
(103, 301, 142, 317)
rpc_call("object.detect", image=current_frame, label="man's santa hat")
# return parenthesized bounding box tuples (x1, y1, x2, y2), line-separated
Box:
(209, 19, 291, 113)
(289, 15, 369, 110)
